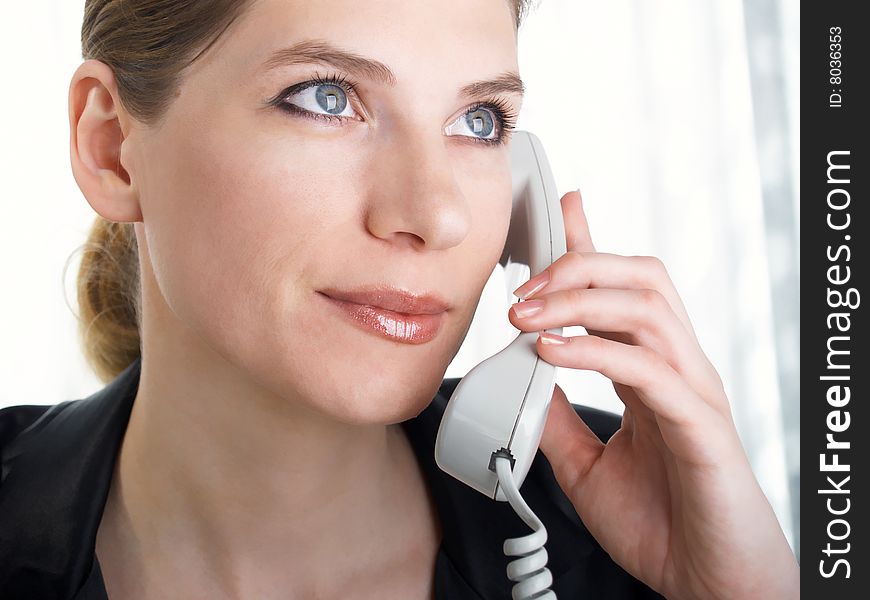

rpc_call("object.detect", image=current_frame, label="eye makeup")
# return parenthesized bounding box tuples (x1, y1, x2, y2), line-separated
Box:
(265, 70, 519, 146)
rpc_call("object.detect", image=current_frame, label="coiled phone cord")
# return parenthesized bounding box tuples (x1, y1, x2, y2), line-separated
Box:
(494, 455, 557, 599)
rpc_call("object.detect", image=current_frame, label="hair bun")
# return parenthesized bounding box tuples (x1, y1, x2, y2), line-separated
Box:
(74, 217, 141, 383)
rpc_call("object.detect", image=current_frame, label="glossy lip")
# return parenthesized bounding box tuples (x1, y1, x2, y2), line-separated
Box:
(318, 286, 451, 315)
(316, 286, 449, 344)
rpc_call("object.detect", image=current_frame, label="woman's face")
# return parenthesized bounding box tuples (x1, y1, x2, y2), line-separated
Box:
(126, 0, 522, 423)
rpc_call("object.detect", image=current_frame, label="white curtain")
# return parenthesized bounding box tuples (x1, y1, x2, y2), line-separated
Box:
(447, 0, 800, 556)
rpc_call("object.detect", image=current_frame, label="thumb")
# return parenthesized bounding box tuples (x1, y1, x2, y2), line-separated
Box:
(538, 383, 605, 493)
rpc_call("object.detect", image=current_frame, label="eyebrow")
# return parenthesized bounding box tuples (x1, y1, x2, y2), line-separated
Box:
(261, 38, 525, 99)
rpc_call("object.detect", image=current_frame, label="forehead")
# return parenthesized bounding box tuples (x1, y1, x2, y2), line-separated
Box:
(190, 0, 519, 92)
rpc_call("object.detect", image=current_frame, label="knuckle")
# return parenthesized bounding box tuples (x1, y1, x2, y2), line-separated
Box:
(634, 346, 667, 386)
(641, 254, 666, 274)
(635, 255, 670, 287)
(637, 288, 666, 311)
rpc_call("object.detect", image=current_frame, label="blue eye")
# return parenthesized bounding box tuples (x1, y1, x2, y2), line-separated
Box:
(443, 99, 518, 146)
(444, 106, 499, 142)
(276, 75, 360, 124)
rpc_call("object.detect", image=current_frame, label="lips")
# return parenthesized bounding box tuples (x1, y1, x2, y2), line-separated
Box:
(317, 286, 450, 315)
(316, 286, 449, 344)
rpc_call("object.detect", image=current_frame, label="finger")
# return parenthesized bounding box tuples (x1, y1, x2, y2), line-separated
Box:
(536, 333, 737, 466)
(561, 189, 596, 253)
(516, 250, 699, 343)
(538, 383, 605, 491)
(509, 287, 726, 407)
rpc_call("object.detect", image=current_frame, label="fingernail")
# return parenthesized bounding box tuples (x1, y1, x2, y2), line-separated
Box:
(513, 269, 550, 300)
(512, 299, 544, 318)
(539, 331, 568, 345)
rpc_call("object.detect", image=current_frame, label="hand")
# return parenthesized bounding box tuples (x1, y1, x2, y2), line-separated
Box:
(507, 190, 799, 600)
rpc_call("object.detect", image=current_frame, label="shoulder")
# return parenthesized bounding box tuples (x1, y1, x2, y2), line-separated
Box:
(0, 403, 54, 443)
(0, 359, 141, 595)
(0, 402, 70, 480)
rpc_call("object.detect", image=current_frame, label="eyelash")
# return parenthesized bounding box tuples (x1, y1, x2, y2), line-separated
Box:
(269, 71, 518, 146)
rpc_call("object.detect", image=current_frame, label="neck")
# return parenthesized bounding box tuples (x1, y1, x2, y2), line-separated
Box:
(97, 277, 440, 597)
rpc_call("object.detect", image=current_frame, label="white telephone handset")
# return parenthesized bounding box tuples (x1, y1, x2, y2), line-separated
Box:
(435, 130, 567, 599)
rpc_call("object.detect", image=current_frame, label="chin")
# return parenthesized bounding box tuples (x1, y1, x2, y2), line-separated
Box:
(308, 361, 445, 426)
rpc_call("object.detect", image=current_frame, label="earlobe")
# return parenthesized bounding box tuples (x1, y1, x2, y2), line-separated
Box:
(68, 59, 142, 223)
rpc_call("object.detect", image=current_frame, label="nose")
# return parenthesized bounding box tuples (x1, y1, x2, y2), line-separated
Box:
(363, 134, 471, 252)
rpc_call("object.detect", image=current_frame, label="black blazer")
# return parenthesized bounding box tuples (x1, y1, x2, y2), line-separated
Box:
(0, 357, 664, 599)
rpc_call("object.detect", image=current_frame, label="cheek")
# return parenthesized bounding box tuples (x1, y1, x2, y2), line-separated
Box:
(451, 173, 512, 320)
(467, 164, 513, 270)
(136, 119, 362, 364)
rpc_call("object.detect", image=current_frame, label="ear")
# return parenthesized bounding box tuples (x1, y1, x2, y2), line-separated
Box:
(68, 59, 142, 223)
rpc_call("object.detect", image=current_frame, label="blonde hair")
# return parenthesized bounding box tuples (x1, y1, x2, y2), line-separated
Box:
(75, 220, 142, 384)
(73, 0, 535, 383)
